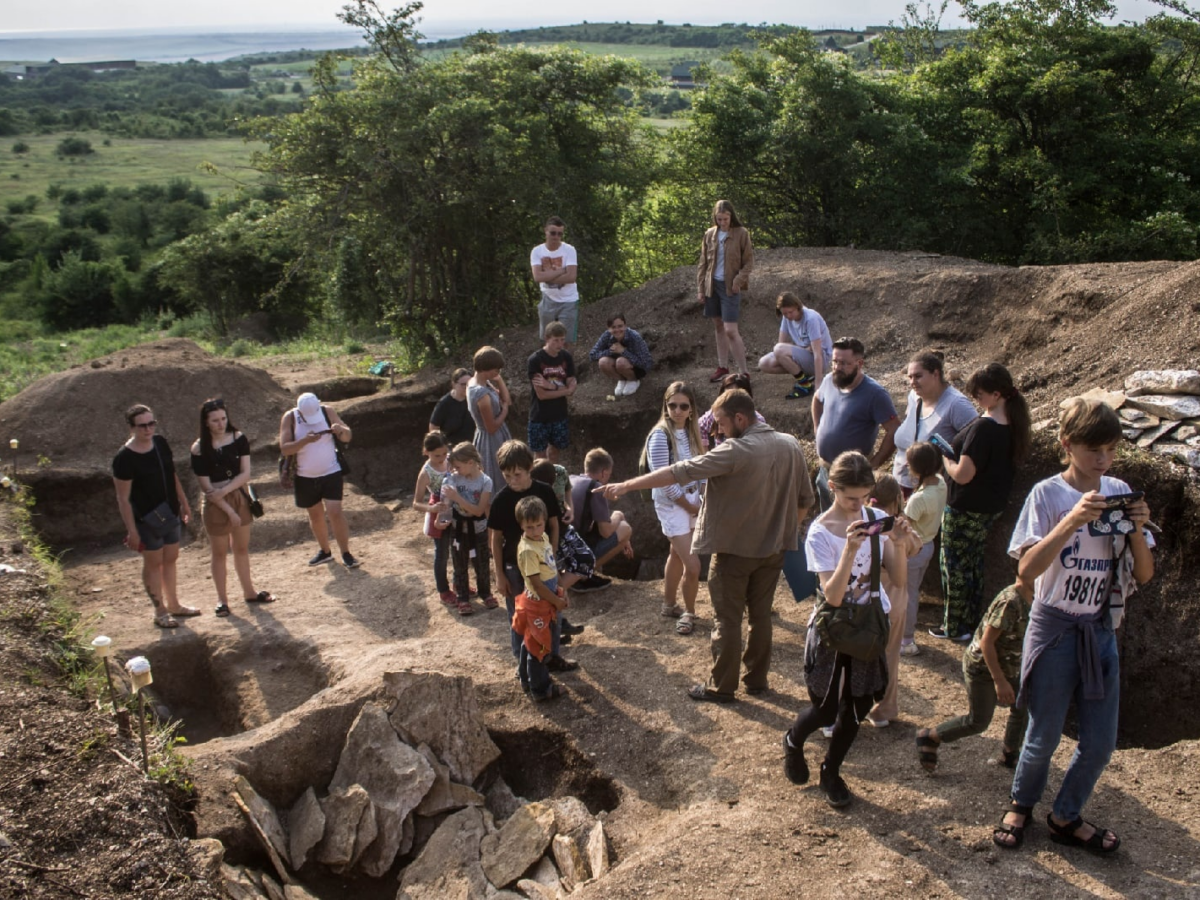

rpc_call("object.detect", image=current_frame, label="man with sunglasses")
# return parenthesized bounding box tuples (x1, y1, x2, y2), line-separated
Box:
(530, 216, 579, 346)
(597, 389, 815, 702)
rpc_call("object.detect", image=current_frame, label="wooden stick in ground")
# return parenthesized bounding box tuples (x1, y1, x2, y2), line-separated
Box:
(231, 790, 295, 886)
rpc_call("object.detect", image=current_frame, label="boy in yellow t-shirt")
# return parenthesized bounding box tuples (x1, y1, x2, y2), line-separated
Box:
(515, 497, 567, 701)
(900, 442, 949, 656)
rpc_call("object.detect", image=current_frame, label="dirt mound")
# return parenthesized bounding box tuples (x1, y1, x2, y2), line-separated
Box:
(0, 339, 294, 472)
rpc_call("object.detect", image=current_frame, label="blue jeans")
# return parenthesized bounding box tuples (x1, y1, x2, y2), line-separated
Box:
(1011, 626, 1120, 822)
(432, 529, 452, 593)
(520, 618, 558, 698)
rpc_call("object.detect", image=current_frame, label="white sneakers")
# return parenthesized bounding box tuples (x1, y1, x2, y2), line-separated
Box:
(614, 380, 626, 397)
(614, 379, 641, 397)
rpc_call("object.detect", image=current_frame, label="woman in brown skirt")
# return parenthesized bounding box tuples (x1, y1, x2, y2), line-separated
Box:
(191, 398, 274, 616)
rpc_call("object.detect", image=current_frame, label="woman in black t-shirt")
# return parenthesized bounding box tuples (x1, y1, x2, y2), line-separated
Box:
(429, 368, 476, 448)
(191, 398, 274, 617)
(112, 404, 196, 628)
(933, 364, 1031, 640)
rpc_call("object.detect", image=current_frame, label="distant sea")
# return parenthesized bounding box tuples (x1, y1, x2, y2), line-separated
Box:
(0, 24, 500, 65)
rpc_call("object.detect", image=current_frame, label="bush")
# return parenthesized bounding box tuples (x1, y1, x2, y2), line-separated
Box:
(55, 137, 94, 157)
(345, 340, 366, 354)
(11, 141, 29, 154)
(228, 338, 253, 357)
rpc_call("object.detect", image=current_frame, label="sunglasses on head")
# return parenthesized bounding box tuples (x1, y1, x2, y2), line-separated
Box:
(202, 399, 225, 412)
(667, 402, 690, 411)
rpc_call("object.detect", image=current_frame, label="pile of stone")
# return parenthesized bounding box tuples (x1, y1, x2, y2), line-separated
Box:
(1063, 370, 1200, 470)
(216, 671, 611, 900)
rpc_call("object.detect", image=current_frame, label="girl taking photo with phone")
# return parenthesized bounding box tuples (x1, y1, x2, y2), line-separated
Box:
(782, 451, 904, 808)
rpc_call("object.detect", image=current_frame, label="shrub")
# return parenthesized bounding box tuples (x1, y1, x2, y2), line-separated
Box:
(55, 137, 94, 157)
(11, 141, 29, 154)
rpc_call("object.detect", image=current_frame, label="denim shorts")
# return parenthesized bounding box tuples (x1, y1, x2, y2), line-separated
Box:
(135, 511, 181, 551)
(703, 279, 742, 323)
(527, 418, 570, 452)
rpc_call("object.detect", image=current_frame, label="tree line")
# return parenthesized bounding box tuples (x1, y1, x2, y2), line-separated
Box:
(8, 0, 1200, 362)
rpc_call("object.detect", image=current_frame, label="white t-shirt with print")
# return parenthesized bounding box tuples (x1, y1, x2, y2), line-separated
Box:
(530, 242, 579, 303)
(1008, 474, 1154, 617)
(805, 520, 892, 615)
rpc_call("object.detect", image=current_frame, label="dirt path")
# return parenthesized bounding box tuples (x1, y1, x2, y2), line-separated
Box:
(62, 501, 1200, 898)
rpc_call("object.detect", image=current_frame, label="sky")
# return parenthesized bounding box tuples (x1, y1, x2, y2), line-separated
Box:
(0, 0, 1175, 37)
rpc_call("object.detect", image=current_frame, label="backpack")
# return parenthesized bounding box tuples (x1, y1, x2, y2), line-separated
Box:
(636, 426, 674, 502)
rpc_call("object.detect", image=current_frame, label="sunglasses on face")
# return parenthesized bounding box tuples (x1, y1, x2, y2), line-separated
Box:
(667, 403, 691, 411)
(134, 420, 157, 429)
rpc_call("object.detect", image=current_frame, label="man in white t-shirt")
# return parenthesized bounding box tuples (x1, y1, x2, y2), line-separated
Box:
(530, 216, 579, 345)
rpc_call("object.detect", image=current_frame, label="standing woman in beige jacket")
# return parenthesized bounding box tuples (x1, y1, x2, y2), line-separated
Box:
(697, 199, 754, 383)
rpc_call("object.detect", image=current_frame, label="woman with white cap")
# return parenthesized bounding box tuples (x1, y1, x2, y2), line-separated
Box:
(279, 392, 359, 568)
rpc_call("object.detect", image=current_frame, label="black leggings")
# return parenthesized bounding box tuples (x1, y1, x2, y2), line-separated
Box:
(787, 676, 874, 775)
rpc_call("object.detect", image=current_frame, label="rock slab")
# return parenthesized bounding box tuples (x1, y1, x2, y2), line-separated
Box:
(383, 671, 501, 785)
(479, 801, 557, 888)
(287, 787, 325, 870)
(1125, 394, 1200, 421)
(397, 805, 489, 900)
(1125, 369, 1200, 396)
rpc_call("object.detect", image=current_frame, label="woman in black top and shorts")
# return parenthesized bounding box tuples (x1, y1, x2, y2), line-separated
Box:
(191, 398, 274, 617)
(111, 404, 197, 628)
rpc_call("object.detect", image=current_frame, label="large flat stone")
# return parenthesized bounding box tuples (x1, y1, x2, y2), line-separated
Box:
(287, 787, 325, 870)
(235, 776, 291, 869)
(585, 821, 610, 879)
(1060, 387, 1125, 410)
(479, 802, 556, 889)
(383, 672, 500, 785)
(397, 806, 489, 900)
(330, 703, 435, 876)
(1125, 369, 1200, 397)
(551, 833, 589, 892)
(1125, 394, 1200, 421)
(317, 785, 372, 869)
(415, 744, 486, 816)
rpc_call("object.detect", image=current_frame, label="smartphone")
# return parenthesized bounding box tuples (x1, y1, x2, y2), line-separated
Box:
(857, 516, 895, 536)
(929, 433, 958, 460)
(1103, 491, 1144, 509)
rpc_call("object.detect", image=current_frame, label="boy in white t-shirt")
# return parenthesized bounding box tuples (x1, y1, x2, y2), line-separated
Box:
(993, 399, 1154, 855)
(530, 216, 579, 344)
(757, 291, 833, 399)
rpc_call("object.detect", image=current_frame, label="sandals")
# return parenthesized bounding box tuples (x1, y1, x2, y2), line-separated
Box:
(456, 600, 474, 616)
(993, 802, 1034, 850)
(481, 595, 500, 609)
(915, 728, 940, 773)
(170, 606, 202, 617)
(660, 603, 684, 618)
(676, 613, 695, 635)
(215, 603, 231, 617)
(153, 613, 179, 629)
(1047, 815, 1120, 855)
(245, 591, 276, 604)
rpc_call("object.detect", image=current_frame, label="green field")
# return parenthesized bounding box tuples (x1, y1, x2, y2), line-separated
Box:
(0, 133, 263, 213)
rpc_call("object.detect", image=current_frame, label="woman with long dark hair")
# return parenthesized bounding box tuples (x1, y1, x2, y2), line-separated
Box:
(934, 363, 1031, 640)
(112, 404, 196, 628)
(191, 398, 273, 616)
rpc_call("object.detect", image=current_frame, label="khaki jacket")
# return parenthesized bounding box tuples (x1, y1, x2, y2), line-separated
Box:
(670, 422, 815, 557)
(697, 225, 754, 298)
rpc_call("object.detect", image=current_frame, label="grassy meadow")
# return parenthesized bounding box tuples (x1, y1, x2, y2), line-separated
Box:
(1, 133, 263, 215)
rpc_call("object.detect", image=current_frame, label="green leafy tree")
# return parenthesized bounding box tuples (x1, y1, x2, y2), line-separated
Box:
(251, 1, 656, 357)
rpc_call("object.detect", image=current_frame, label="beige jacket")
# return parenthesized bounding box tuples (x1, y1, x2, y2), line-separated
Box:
(670, 422, 815, 557)
(697, 225, 754, 297)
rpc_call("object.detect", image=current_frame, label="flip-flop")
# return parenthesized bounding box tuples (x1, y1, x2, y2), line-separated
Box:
(153, 613, 179, 629)
(245, 591, 276, 604)
(170, 606, 202, 617)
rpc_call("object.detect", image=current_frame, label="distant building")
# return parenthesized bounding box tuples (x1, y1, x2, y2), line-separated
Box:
(669, 61, 701, 90)
(6, 59, 137, 80)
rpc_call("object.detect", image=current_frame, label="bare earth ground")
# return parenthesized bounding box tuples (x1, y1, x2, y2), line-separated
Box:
(3, 247, 1200, 898)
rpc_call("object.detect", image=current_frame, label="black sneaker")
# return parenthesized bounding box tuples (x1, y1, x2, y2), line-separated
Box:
(561, 621, 586, 637)
(559, 633, 573, 646)
(546, 655, 579, 672)
(572, 575, 612, 593)
(342, 552, 361, 569)
(782, 733, 808, 785)
(308, 549, 334, 566)
(819, 763, 851, 808)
